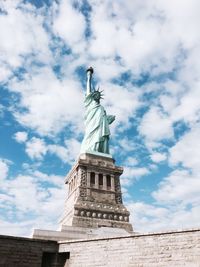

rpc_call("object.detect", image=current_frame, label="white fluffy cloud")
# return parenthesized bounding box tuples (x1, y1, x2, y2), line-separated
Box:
(125, 157, 138, 166)
(17, 134, 81, 164)
(151, 152, 167, 163)
(135, 132, 200, 232)
(10, 67, 84, 136)
(88, 0, 200, 75)
(0, 161, 65, 236)
(14, 131, 28, 143)
(128, 200, 200, 232)
(25, 137, 47, 160)
(0, 0, 51, 75)
(103, 83, 141, 132)
(171, 86, 200, 127)
(169, 127, 200, 172)
(152, 169, 200, 205)
(130, 167, 200, 232)
(64, 138, 81, 162)
(48, 138, 81, 164)
(121, 166, 149, 186)
(138, 106, 174, 148)
(53, 0, 86, 51)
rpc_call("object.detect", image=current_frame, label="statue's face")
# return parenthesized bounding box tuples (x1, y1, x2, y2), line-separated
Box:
(93, 91, 101, 102)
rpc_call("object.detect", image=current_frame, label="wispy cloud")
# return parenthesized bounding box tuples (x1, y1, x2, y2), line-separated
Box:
(0, 158, 65, 236)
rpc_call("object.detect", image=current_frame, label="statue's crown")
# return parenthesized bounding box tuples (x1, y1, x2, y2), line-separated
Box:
(92, 88, 104, 99)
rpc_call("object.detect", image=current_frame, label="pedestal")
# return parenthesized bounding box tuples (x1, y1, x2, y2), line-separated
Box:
(60, 153, 133, 233)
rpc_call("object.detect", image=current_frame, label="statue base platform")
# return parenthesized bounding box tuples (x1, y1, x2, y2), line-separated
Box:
(32, 225, 131, 241)
(80, 151, 113, 159)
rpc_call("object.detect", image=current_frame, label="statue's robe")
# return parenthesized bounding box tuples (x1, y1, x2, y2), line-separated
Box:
(81, 93, 114, 154)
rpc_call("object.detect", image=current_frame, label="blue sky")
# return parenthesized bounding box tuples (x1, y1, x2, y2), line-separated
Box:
(1, 0, 200, 237)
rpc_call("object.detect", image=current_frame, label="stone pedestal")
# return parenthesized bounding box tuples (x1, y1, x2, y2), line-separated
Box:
(60, 153, 133, 233)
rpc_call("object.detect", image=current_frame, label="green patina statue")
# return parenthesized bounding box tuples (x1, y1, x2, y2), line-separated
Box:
(80, 67, 115, 155)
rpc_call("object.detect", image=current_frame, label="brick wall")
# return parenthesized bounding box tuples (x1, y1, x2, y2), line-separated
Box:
(0, 235, 69, 267)
(59, 228, 200, 267)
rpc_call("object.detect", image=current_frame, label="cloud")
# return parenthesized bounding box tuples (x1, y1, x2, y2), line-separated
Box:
(171, 85, 200, 127)
(0, 159, 9, 182)
(102, 83, 141, 132)
(152, 169, 200, 205)
(3, 175, 47, 212)
(138, 106, 174, 148)
(88, 0, 198, 75)
(91, 58, 124, 82)
(0, 104, 4, 118)
(128, 201, 169, 232)
(0, 0, 51, 73)
(14, 131, 28, 143)
(48, 138, 81, 164)
(0, 65, 12, 83)
(52, 0, 86, 52)
(130, 164, 200, 232)
(9, 67, 84, 136)
(121, 166, 149, 186)
(117, 137, 137, 153)
(33, 171, 64, 187)
(20, 135, 81, 164)
(25, 137, 47, 160)
(64, 138, 81, 161)
(150, 152, 167, 163)
(125, 157, 138, 166)
(0, 166, 66, 236)
(169, 126, 200, 172)
(128, 200, 200, 232)
(0, 219, 51, 237)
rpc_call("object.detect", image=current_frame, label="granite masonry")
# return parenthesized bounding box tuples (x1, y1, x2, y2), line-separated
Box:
(0, 235, 69, 267)
(60, 153, 133, 232)
(59, 228, 200, 267)
(1, 228, 200, 266)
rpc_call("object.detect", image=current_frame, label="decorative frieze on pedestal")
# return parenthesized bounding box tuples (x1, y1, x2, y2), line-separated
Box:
(60, 153, 133, 233)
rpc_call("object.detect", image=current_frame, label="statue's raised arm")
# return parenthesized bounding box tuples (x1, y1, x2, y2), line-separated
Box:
(80, 67, 115, 157)
(86, 66, 93, 96)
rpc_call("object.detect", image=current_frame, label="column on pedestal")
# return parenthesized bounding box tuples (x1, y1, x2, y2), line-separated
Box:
(86, 171, 91, 197)
(103, 174, 107, 190)
(87, 171, 91, 187)
(95, 172, 99, 189)
(111, 174, 115, 191)
(98, 173, 103, 189)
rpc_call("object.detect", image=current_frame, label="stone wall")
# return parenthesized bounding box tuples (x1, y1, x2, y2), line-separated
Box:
(0, 235, 69, 267)
(59, 228, 200, 267)
(1, 229, 200, 266)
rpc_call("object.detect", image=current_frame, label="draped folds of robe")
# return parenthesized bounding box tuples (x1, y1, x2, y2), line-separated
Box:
(81, 92, 114, 154)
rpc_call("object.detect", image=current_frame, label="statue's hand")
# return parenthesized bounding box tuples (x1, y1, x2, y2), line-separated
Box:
(107, 115, 115, 124)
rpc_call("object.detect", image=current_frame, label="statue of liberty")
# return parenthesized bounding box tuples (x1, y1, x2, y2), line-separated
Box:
(80, 67, 115, 155)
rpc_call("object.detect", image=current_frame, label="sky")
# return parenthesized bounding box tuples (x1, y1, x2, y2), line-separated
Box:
(0, 0, 200, 237)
